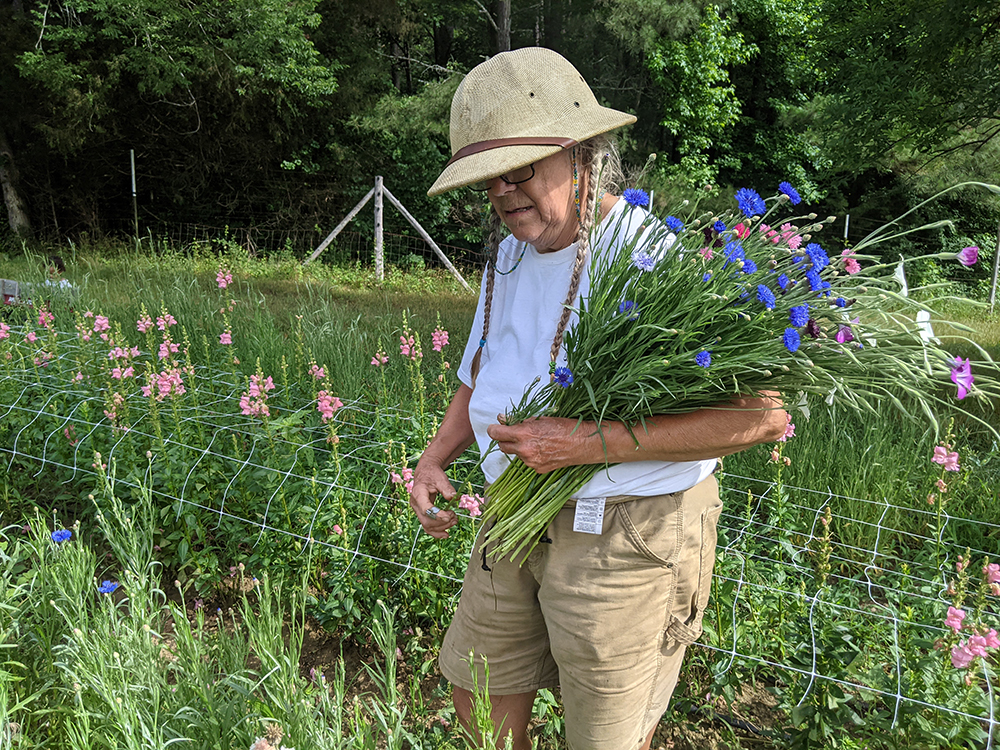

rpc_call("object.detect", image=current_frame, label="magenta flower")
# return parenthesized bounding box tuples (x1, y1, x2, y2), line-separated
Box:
(137, 315, 153, 333)
(38, 309, 55, 328)
(776, 413, 796, 442)
(835, 325, 854, 344)
(316, 390, 343, 423)
(985, 629, 1000, 649)
(431, 327, 449, 352)
(216, 268, 233, 289)
(0, 321, 9, 339)
(459, 493, 484, 517)
(945, 606, 966, 632)
(956, 246, 978, 267)
(950, 357, 974, 400)
(309, 364, 325, 379)
(332, 524, 343, 536)
(219, 331, 232, 345)
(370, 349, 389, 366)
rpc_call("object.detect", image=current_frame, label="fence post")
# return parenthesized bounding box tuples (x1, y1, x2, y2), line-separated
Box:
(374, 176, 384, 282)
(130, 149, 138, 241)
(990, 219, 1000, 314)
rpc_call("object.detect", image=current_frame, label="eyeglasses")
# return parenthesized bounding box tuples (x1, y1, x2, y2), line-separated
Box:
(470, 163, 535, 192)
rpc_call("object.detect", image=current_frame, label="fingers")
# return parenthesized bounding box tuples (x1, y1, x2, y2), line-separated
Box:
(409, 465, 460, 539)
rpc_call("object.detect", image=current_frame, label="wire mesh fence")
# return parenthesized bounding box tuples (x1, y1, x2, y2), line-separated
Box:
(1, 324, 997, 745)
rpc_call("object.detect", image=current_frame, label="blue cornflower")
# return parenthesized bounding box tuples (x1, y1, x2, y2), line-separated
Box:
(98, 580, 119, 594)
(779, 181, 802, 205)
(789, 305, 810, 327)
(835, 297, 847, 307)
(553, 367, 574, 388)
(51, 529, 72, 543)
(696, 351, 712, 368)
(777, 274, 790, 290)
(618, 300, 640, 320)
(805, 268, 824, 292)
(783, 328, 801, 353)
(742, 259, 758, 274)
(757, 285, 776, 309)
(805, 242, 829, 270)
(702, 272, 712, 282)
(713, 220, 726, 233)
(623, 188, 650, 208)
(734, 188, 766, 218)
(665, 215, 684, 232)
(724, 241, 744, 269)
(632, 250, 655, 272)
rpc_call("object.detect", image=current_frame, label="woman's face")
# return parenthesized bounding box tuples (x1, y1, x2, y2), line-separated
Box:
(486, 151, 580, 253)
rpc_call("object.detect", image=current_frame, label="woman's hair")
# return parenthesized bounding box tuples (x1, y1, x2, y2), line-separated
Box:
(470, 135, 624, 386)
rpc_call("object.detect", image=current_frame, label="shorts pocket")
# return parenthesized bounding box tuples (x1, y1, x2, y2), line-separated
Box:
(615, 492, 684, 568)
(665, 502, 723, 645)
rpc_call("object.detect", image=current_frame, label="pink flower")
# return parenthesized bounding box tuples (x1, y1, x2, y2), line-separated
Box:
(316, 390, 343, 423)
(219, 331, 232, 345)
(25, 331, 37, 343)
(984, 629, 1000, 649)
(431, 327, 449, 352)
(951, 641, 977, 669)
(158, 341, 180, 360)
(698, 247, 714, 260)
(0, 322, 9, 339)
(734, 222, 750, 239)
(156, 314, 177, 331)
(399, 334, 422, 360)
(136, 315, 153, 333)
(945, 606, 966, 632)
(931, 445, 960, 471)
(967, 634, 989, 658)
(984, 563, 1000, 584)
(936, 478, 948, 492)
(332, 524, 343, 536)
(309, 364, 325, 379)
(216, 268, 233, 289)
(370, 349, 389, 366)
(950, 357, 974, 400)
(777, 413, 795, 442)
(93, 315, 110, 333)
(73, 371, 84, 382)
(844, 258, 861, 274)
(38, 309, 54, 328)
(459, 493, 484, 517)
(956, 246, 979, 267)
(835, 325, 854, 344)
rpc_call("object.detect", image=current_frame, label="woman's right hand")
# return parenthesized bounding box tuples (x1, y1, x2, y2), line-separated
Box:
(409, 458, 459, 539)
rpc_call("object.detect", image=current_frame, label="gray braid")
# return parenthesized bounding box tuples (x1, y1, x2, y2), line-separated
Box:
(470, 209, 506, 387)
(548, 148, 602, 369)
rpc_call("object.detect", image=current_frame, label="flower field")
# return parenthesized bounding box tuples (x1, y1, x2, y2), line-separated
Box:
(1, 243, 999, 749)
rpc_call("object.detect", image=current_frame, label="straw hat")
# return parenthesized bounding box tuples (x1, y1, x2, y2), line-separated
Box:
(427, 47, 636, 197)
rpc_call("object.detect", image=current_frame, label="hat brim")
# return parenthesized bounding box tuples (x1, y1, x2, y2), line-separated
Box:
(427, 111, 636, 197)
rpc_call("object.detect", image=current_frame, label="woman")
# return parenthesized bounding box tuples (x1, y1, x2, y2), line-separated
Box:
(411, 48, 786, 750)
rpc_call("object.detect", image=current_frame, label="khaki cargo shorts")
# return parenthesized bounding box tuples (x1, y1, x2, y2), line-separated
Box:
(439, 474, 723, 750)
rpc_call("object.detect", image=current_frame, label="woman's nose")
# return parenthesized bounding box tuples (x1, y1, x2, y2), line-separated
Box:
(490, 178, 518, 196)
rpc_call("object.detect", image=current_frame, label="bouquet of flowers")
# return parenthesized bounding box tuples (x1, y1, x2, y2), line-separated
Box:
(481, 181, 1000, 561)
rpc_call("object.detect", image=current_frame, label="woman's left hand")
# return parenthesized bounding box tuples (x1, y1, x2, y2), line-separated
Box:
(487, 415, 600, 473)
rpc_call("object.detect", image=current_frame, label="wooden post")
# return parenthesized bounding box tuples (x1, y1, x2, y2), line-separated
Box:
(302, 187, 374, 264)
(990, 219, 1000, 314)
(383, 186, 472, 292)
(374, 176, 384, 281)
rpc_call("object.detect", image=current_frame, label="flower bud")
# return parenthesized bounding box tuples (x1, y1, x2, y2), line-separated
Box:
(808, 213, 817, 219)
(825, 216, 836, 223)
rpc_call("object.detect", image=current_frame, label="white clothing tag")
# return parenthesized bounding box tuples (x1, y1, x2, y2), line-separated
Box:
(573, 497, 607, 535)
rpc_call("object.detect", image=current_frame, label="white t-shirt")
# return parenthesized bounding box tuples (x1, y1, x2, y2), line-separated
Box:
(458, 199, 717, 498)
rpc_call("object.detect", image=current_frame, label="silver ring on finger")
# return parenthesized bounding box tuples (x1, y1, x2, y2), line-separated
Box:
(425, 506, 441, 519)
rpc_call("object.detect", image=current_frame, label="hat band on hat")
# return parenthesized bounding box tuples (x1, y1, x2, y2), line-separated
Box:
(446, 136, 578, 167)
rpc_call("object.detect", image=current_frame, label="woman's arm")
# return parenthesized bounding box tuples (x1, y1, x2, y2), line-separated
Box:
(409, 383, 478, 539)
(486, 393, 787, 474)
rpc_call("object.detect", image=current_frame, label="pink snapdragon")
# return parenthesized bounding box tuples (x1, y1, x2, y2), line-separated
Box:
(931, 445, 960, 471)
(390, 468, 414, 495)
(34, 352, 54, 367)
(459, 493, 484, 517)
(316, 390, 343, 423)
(945, 606, 966, 632)
(142, 368, 186, 401)
(239, 374, 275, 418)
(111, 366, 135, 380)
(985, 629, 1000, 649)
(137, 314, 153, 333)
(93, 315, 110, 334)
(219, 331, 232, 345)
(0, 321, 9, 339)
(103, 392, 126, 424)
(951, 641, 977, 669)
(777, 413, 795, 442)
(38, 308, 54, 328)
(371, 349, 389, 366)
(217, 268, 233, 289)
(309, 364, 325, 380)
(431, 327, 449, 352)
(156, 314, 177, 331)
(984, 563, 1000, 584)
(25, 331, 37, 344)
(158, 340, 180, 360)
(73, 372, 84, 382)
(399, 334, 422, 361)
